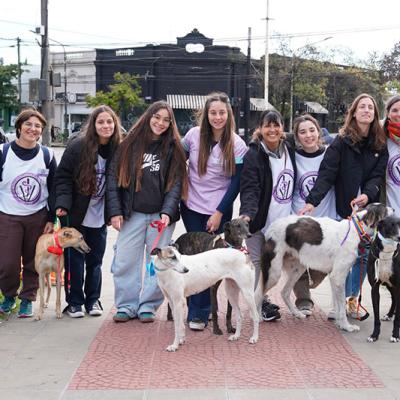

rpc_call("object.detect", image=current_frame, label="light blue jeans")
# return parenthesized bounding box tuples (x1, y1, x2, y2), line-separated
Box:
(111, 211, 175, 317)
(345, 244, 369, 298)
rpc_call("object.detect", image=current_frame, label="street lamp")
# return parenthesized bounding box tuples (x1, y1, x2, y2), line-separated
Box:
(289, 37, 332, 131)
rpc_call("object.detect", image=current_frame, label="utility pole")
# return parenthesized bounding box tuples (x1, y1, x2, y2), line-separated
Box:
(17, 37, 22, 104)
(264, 0, 270, 106)
(244, 27, 251, 144)
(40, 0, 51, 145)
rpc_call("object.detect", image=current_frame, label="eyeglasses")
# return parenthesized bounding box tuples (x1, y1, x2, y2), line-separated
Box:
(152, 113, 171, 125)
(23, 121, 43, 130)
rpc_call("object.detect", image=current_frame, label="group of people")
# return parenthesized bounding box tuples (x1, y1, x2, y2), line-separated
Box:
(0, 91, 399, 330)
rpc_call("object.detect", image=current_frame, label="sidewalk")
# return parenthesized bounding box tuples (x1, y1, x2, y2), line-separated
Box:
(1, 148, 400, 399)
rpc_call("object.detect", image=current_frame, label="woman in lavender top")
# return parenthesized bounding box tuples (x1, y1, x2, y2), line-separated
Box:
(181, 92, 247, 331)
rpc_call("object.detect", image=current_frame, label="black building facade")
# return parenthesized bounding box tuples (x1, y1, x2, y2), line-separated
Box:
(95, 29, 263, 133)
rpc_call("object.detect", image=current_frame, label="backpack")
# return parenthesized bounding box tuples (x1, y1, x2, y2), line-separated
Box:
(0, 143, 51, 181)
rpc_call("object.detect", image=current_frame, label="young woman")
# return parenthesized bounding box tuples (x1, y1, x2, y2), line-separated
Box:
(54, 105, 121, 318)
(181, 92, 247, 331)
(240, 110, 296, 322)
(383, 95, 400, 218)
(291, 114, 336, 314)
(107, 101, 188, 323)
(0, 109, 56, 317)
(300, 94, 388, 318)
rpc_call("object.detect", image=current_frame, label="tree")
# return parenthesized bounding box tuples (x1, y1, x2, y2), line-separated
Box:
(0, 64, 19, 110)
(86, 72, 145, 127)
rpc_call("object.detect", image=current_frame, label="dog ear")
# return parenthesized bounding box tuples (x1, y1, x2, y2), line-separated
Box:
(62, 230, 73, 238)
(223, 221, 231, 234)
(150, 248, 161, 256)
(170, 241, 179, 251)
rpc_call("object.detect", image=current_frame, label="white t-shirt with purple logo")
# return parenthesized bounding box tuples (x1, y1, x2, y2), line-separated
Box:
(261, 145, 294, 234)
(182, 127, 247, 215)
(82, 155, 107, 228)
(0, 144, 51, 216)
(292, 150, 336, 218)
(386, 138, 400, 218)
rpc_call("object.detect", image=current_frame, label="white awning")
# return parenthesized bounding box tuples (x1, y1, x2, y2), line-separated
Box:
(304, 101, 329, 114)
(250, 98, 275, 111)
(166, 94, 207, 109)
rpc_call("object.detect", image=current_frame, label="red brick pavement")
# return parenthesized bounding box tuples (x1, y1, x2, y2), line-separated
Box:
(69, 291, 384, 390)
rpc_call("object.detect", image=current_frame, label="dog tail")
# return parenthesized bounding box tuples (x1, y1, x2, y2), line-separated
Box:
(260, 238, 277, 288)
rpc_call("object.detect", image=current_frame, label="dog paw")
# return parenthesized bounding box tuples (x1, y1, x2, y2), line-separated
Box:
(166, 344, 179, 352)
(294, 311, 307, 319)
(34, 314, 42, 321)
(381, 314, 393, 321)
(228, 334, 240, 341)
(56, 313, 62, 319)
(213, 327, 223, 335)
(390, 336, 400, 343)
(44, 303, 49, 309)
(343, 324, 360, 332)
(249, 336, 258, 344)
(300, 309, 313, 316)
(367, 336, 378, 342)
(227, 326, 236, 334)
(179, 337, 185, 345)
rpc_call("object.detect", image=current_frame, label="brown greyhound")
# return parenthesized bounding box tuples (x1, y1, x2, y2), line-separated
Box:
(34, 227, 90, 320)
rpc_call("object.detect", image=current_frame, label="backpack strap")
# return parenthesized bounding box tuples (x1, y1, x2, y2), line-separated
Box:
(40, 145, 51, 169)
(0, 143, 11, 181)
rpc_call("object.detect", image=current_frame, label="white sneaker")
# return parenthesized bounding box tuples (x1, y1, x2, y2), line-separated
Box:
(189, 319, 205, 331)
(88, 301, 103, 316)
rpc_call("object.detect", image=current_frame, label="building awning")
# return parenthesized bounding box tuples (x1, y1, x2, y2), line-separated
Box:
(304, 101, 329, 114)
(250, 98, 275, 111)
(166, 94, 207, 109)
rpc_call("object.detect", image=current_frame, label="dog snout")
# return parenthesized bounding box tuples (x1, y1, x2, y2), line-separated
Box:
(182, 267, 189, 273)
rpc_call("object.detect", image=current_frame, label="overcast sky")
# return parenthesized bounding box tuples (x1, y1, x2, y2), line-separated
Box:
(1, 0, 400, 66)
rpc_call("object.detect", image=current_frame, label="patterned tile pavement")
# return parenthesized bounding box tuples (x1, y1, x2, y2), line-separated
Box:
(69, 288, 384, 391)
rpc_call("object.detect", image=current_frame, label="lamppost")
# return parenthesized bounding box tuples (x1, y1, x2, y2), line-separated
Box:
(289, 37, 332, 131)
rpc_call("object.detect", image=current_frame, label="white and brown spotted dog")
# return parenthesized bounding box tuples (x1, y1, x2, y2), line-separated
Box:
(34, 227, 90, 320)
(367, 215, 400, 343)
(151, 246, 259, 352)
(258, 203, 391, 333)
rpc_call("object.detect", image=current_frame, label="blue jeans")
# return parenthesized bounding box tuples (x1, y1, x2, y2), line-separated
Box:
(64, 225, 107, 311)
(180, 202, 232, 324)
(111, 211, 175, 318)
(345, 244, 369, 298)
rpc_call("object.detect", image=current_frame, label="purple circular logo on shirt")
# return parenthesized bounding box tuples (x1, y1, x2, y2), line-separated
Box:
(93, 169, 106, 200)
(388, 154, 400, 186)
(272, 169, 294, 204)
(299, 171, 318, 200)
(11, 173, 41, 205)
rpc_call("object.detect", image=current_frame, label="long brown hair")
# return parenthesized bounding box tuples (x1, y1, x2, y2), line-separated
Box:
(339, 93, 386, 151)
(197, 92, 236, 176)
(77, 105, 122, 195)
(117, 101, 188, 199)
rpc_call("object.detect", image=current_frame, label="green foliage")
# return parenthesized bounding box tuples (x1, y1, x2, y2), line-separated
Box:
(0, 64, 19, 109)
(86, 72, 145, 122)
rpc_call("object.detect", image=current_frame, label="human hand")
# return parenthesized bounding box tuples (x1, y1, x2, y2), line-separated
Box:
(206, 211, 223, 233)
(111, 215, 123, 231)
(298, 204, 315, 216)
(352, 194, 368, 208)
(56, 208, 67, 217)
(43, 222, 54, 234)
(160, 213, 170, 227)
(239, 214, 251, 223)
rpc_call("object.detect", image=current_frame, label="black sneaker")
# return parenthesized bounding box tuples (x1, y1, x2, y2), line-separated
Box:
(65, 305, 84, 318)
(261, 301, 281, 321)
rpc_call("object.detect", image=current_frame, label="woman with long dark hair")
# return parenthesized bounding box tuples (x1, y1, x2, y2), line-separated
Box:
(54, 105, 121, 317)
(107, 101, 188, 323)
(181, 92, 247, 331)
(300, 93, 388, 318)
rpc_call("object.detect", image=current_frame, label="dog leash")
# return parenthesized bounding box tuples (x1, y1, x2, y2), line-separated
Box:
(147, 220, 167, 276)
(47, 217, 64, 286)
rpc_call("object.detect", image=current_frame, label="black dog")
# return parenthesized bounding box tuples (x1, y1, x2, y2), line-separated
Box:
(367, 215, 400, 343)
(168, 218, 251, 335)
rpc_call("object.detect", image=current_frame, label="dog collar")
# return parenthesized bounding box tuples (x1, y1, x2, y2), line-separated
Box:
(47, 232, 63, 256)
(351, 215, 372, 243)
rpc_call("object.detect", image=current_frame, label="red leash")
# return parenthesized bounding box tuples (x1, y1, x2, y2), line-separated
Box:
(150, 220, 167, 251)
(47, 231, 63, 285)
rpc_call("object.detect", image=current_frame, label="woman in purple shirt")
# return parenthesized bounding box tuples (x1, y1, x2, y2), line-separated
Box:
(181, 92, 247, 331)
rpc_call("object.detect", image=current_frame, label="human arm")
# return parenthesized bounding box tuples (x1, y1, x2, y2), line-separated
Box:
(105, 149, 124, 222)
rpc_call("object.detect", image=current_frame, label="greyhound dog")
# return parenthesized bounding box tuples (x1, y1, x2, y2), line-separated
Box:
(260, 203, 391, 333)
(151, 246, 259, 352)
(34, 227, 90, 320)
(170, 218, 251, 334)
(367, 215, 400, 343)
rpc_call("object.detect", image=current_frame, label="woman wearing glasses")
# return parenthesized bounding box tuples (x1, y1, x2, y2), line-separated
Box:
(107, 101, 188, 323)
(181, 92, 247, 331)
(0, 109, 56, 318)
